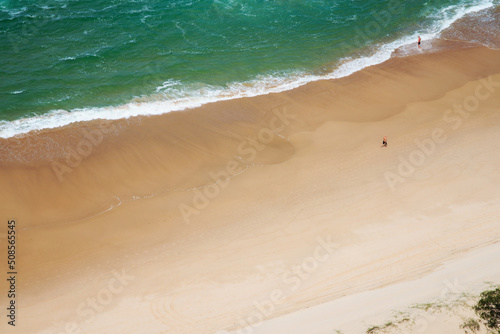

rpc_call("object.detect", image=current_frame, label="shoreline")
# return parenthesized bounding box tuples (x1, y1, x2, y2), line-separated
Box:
(0, 40, 481, 140)
(2, 1, 499, 139)
(1, 43, 500, 334)
(3, 44, 500, 226)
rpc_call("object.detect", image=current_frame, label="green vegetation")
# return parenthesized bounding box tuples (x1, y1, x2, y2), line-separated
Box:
(365, 322, 396, 333)
(361, 286, 500, 334)
(473, 287, 500, 333)
(460, 318, 480, 333)
(366, 326, 380, 333)
(412, 302, 436, 311)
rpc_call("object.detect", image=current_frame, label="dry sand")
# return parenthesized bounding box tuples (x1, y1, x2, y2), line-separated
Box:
(1, 43, 500, 334)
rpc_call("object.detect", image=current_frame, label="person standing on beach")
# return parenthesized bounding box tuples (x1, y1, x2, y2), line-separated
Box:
(418, 36, 421, 48)
(381, 136, 387, 147)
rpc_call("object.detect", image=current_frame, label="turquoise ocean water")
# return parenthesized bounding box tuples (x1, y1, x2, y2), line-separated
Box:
(0, 0, 498, 137)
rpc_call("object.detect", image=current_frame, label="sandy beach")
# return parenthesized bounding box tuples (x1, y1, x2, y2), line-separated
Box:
(1, 42, 500, 334)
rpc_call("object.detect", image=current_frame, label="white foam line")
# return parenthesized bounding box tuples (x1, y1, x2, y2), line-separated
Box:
(0, 0, 496, 139)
